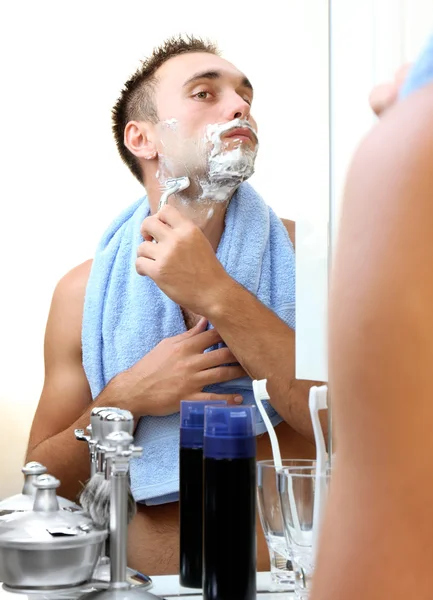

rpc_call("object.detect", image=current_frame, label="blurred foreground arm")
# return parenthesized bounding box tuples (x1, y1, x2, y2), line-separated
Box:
(312, 83, 433, 600)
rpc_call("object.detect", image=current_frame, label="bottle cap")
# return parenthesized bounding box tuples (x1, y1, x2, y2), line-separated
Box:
(203, 406, 256, 459)
(180, 400, 227, 449)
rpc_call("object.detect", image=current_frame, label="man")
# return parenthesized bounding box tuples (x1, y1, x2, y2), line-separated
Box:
(312, 43, 433, 599)
(25, 35, 320, 575)
(368, 62, 411, 117)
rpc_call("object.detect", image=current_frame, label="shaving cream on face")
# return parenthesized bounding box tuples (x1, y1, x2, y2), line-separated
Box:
(156, 118, 202, 188)
(199, 118, 258, 202)
(154, 117, 258, 206)
(162, 118, 179, 130)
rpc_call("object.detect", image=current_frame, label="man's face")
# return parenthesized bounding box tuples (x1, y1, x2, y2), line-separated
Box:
(150, 52, 259, 201)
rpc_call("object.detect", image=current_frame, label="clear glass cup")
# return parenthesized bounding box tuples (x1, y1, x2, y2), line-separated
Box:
(277, 465, 331, 599)
(257, 459, 316, 592)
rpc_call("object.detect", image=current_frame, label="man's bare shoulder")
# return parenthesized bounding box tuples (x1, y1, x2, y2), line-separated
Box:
(280, 218, 295, 249)
(54, 259, 93, 304)
(46, 259, 94, 356)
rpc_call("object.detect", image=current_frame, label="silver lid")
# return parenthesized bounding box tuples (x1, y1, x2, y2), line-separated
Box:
(0, 474, 107, 550)
(99, 409, 134, 444)
(90, 407, 125, 442)
(21, 461, 47, 477)
(0, 462, 81, 515)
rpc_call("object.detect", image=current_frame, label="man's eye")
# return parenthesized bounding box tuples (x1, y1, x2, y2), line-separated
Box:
(194, 91, 210, 99)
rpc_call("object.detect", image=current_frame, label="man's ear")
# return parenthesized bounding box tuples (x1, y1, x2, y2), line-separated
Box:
(369, 82, 398, 117)
(124, 121, 157, 160)
(368, 63, 412, 118)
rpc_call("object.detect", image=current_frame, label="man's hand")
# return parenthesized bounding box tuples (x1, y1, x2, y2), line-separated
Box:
(136, 205, 232, 316)
(369, 63, 412, 117)
(120, 317, 245, 417)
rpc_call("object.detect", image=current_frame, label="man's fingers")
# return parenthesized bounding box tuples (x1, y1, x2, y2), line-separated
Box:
(135, 256, 158, 278)
(140, 215, 171, 242)
(194, 392, 244, 405)
(187, 327, 223, 351)
(369, 82, 398, 117)
(369, 64, 412, 117)
(199, 365, 247, 386)
(157, 204, 187, 228)
(175, 318, 208, 340)
(137, 240, 158, 261)
(197, 347, 240, 370)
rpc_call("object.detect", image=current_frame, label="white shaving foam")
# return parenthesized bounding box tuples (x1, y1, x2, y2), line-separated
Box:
(198, 118, 258, 202)
(154, 117, 258, 207)
(162, 118, 178, 130)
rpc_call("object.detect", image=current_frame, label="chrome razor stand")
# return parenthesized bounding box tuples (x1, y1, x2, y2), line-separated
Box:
(81, 431, 161, 599)
(76, 408, 151, 591)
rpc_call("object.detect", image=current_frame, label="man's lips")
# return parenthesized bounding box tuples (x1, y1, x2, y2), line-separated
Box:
(223, 127, 257, 144)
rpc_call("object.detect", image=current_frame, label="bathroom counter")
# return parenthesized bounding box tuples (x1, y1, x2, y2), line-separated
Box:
(150, 572, 295, 600)
(146, 571, 294, 598)
(0, 572, 294, 599)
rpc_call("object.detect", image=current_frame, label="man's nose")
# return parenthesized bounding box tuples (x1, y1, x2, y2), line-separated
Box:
(225, 92, 251, 121)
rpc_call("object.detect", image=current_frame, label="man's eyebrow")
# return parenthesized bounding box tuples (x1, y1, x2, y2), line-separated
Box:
(182, 70, 253, 92)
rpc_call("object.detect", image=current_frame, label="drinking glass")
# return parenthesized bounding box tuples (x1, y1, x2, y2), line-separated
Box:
(257, 459, 315, 592)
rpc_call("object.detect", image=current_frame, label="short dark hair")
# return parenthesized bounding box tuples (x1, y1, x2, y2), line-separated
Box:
(112, 34, 220, 184)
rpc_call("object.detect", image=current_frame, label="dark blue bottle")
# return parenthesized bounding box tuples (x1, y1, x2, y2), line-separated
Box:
(203, 405, 257, 600)
(179, 400, 227, 588)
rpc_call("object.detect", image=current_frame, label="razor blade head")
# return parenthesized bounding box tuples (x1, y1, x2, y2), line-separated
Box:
(158, 176, 191, 211)
(164, 176, 190, 193)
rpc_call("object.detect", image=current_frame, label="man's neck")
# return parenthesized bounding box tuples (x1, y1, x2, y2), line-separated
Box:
(145, 177, 232, 252)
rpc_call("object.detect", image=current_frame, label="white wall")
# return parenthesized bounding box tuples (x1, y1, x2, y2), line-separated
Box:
(0, 0, 329, 497)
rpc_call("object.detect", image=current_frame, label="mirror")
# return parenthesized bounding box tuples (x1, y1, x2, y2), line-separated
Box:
(0, 0, 331, 502)
(0, 2, 332, 586)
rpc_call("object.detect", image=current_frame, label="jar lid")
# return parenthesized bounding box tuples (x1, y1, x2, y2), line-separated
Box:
(0, 462, 80, 515)
(0, 474, 106, 550)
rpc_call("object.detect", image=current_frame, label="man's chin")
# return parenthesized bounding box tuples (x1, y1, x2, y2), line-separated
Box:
(209, 170, 254, 185)
(208, 156, 256, 184)
(196, 169, 254, 203)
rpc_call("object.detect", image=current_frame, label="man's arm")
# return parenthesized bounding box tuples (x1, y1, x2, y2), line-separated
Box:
(208, 219, 327, 443)
(208, 217, 324, 442)
(312, 84, 433, 599)
(137, 211, 324, 443)
(25, 260, 132, 500)
(206, 279, 324, 442)
(27, 262, 249, 501)
(26, 260, 99, 500)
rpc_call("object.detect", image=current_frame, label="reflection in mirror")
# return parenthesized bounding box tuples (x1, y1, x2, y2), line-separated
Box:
(0, 0, 329, 584)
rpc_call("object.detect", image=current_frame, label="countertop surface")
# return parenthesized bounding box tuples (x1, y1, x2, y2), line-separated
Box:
(0, 572, 294, 599)
(150, 572, 294, 598)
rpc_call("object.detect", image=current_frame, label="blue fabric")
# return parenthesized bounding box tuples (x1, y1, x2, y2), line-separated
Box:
(82, 181, 296, 505)
(399, 35, 433, 99)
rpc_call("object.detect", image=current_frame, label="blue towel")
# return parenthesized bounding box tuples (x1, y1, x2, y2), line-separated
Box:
(399, 35, 433, 99)
(82, 181, 296, 505)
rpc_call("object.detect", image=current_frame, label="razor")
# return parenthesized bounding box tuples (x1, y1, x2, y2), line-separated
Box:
(157, 176, 190, 211)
